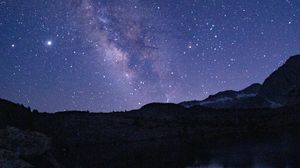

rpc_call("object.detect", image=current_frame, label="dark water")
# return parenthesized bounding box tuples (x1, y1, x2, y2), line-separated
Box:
(186, 137, 300, 168)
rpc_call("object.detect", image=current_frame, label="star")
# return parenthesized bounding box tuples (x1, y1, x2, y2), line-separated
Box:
(1, 0, 300, 112)
(46, 40, 52, 46)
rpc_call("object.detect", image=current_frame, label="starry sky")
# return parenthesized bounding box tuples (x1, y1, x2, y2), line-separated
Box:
(0, 0, 299, 112)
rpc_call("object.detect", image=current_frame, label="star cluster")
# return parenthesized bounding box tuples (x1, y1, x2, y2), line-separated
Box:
(0, 0, 299, 112)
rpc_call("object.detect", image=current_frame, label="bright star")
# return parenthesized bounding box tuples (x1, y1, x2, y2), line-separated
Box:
(46, 40, 52, 46)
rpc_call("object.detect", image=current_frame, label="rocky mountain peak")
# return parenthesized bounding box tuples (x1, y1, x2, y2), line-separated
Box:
(259, 55, 300, 104)
(180, 55, 300, 109)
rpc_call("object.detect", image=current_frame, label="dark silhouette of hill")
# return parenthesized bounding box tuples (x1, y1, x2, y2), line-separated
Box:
(0, 98, 33, 129)
(1, 99, 299, 167)
(0, 55, 300, 167)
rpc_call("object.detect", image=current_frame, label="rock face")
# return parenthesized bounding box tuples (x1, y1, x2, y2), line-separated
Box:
(0, 149, 33, 168)
(258, 55, 300, 105)
(0, 127, 60, 168)
(286, 84, 300, 105)
(181, 55, 300, 109)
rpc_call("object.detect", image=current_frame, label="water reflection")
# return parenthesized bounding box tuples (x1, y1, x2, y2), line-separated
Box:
(186, 139, 300, 168)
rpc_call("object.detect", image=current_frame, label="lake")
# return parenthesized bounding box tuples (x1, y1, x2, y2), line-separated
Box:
(186, 136, 300, 168)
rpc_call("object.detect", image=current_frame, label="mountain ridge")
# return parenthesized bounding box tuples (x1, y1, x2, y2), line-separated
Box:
(180, 54, 300, 109)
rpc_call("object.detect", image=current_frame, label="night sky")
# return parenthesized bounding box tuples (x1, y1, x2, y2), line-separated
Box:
(0, 0, 299, 112)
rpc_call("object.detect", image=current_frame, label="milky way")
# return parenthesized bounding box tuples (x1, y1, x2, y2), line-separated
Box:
(0, 0, 299, 112)
(74, 0, 177, 103)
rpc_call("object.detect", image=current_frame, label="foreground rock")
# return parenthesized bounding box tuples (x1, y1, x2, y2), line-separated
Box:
(0, 127, 60, 168)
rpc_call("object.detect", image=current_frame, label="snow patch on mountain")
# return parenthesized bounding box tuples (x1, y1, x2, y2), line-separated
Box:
(236, 93, 257, 99)
(266, 99, 282, 108)
(200, 97, 233, 105)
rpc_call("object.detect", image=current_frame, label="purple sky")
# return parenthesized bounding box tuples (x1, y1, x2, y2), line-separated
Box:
(0, 0, 299, 112)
